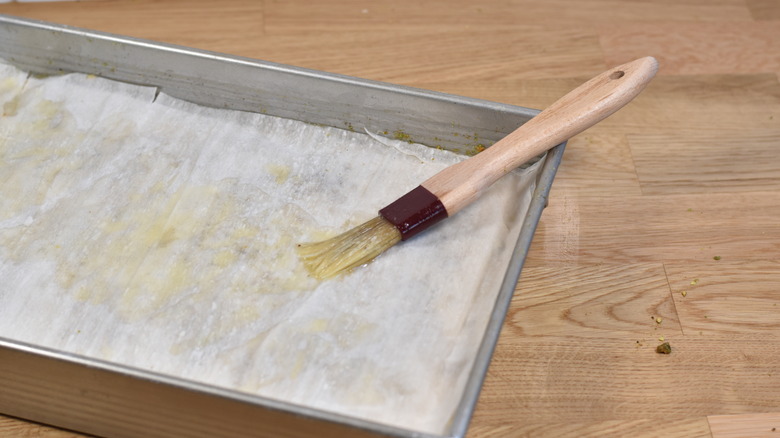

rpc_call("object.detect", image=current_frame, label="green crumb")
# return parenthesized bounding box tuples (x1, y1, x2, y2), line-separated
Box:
(713, 256, 721, 261)
(466, 144, 486, 156)
(345, 122, 355, 132)
(656, 342, 672, 354)
(393, 130, 412, 143)
(30, 72, 53, 80)
(687, 208, 693, 212)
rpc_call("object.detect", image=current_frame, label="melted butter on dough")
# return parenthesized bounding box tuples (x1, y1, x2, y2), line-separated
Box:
(266, 163, 291, 184)
(1, 98, 81, 222)
(90, 181, 319, 320)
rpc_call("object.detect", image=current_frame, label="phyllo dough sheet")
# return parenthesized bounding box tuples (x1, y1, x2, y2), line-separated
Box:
(0, 61, 541, 434)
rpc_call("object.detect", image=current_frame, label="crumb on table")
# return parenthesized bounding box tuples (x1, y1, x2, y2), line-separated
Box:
(656, 342, 672, 354)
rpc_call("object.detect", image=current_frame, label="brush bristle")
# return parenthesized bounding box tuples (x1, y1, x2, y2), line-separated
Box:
(297, 216, 402, 279)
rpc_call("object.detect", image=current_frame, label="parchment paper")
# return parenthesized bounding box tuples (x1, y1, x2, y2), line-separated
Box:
(0, 61, 541, 434)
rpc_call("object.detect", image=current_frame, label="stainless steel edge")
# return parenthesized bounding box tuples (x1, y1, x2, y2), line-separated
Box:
(0, 14, 538, 156)
(0, 14, 561, 438)
(0, 337, 429, 438)
(448, 141, 565, 438)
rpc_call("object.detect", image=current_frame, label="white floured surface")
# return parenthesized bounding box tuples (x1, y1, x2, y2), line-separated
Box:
(0, 61, 541, 435)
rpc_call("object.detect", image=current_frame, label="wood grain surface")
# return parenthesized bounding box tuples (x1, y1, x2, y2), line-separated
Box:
(1, 0, 778, 437)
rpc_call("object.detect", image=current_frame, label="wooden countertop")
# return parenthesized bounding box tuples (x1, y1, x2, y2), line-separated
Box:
(1, 1, 778, 437)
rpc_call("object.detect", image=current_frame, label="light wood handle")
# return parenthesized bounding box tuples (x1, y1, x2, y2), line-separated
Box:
(422, 56, 659, 215)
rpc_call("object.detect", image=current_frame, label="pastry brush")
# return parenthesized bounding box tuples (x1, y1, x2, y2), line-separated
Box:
(297, 56, 658, 279)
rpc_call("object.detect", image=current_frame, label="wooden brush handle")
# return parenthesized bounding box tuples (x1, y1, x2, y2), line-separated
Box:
(422, 56, 659, 215)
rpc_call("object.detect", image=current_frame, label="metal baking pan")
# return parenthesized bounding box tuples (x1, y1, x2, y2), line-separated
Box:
(0, 14, 565, 438)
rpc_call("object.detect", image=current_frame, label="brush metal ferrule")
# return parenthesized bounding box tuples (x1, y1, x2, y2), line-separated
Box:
(379, 185, 448, 241)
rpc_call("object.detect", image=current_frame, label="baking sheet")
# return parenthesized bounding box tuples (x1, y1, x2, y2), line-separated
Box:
(0, 60, 543, 435)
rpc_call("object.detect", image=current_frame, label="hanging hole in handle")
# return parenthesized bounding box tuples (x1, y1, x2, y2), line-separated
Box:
(610, 70, 625, 80)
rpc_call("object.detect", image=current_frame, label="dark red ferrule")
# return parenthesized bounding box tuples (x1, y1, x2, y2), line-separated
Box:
(379, 185, 448, 241)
